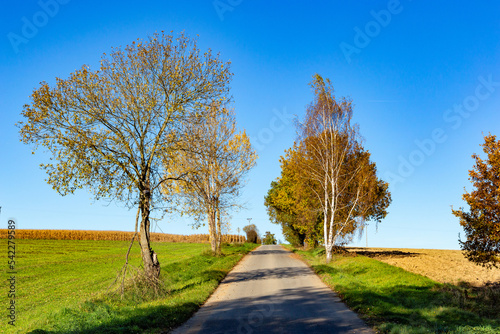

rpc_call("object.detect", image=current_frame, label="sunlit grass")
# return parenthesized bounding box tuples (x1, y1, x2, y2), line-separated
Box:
(0, 239, 257, 333)
(290, 247, 500, 334)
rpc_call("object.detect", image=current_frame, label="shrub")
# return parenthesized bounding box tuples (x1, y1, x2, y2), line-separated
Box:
(246, 230, 258, 243)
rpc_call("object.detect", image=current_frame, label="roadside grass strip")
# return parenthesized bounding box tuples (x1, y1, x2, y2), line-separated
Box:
(290, 247, 500, 334)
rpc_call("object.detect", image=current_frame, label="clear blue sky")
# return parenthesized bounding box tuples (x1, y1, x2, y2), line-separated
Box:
(1, 1, 499, 249)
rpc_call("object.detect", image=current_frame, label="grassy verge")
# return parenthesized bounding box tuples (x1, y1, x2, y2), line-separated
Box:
(288, 246, 500, 334)
(0, 239, 257, 333)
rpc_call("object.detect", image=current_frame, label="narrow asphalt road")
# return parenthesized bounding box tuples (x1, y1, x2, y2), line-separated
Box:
(172, 245, 373, 334)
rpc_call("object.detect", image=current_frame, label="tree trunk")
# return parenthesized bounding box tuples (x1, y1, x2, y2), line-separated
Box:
(325, 247, 332, 263)
(215, 205, 221, 256)
(139, 189, 160, 280)
(207, 206, 217, 255)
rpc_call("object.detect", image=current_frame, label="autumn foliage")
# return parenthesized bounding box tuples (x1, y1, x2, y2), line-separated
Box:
(265, 151, 323, 247)
(266, 74, 391, 261)
(165, 105, 256, 255)
(452, 134, 500, 268)
(17, 31, 233, 279)
(243, 224, 260, 244)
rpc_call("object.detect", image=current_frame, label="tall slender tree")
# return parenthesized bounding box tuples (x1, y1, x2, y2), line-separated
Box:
(166, 105, 257, 255)
(18, 32, 232, 279)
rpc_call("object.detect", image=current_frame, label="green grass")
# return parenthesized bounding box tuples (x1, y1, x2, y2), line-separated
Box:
(290, 247, 500, 334)
(0, 239, 257, 333)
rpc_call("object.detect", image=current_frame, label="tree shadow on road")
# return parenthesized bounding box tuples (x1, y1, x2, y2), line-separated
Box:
(187, 285, 371, 334)
(222, 266, 314, 283)
(249, 248, 290, 256)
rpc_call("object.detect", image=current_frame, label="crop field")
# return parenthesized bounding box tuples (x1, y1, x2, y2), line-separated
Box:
(0, 238, 256, 333)
(348, 247, 500, 286)
(0, 229, 246, 243)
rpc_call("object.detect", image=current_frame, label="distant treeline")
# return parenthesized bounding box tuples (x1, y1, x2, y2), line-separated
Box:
(0, 229, 246, 243)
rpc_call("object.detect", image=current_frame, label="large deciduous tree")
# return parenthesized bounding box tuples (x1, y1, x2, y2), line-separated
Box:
(165, 105, 257, 255)
(452, 134, 500, 268)
(294, 74, 391, 262)
(18, 32, 232, 279)
(264, 148, 323, 247)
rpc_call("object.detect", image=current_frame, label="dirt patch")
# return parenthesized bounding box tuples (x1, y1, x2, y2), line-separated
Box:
(288, 252, 303, 261)
(348, 247, 500, 287)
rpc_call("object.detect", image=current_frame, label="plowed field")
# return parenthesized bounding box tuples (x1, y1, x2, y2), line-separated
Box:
(349, 247, 500, 286)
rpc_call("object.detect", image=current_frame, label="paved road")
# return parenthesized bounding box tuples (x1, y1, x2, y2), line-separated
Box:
(172, 245, 373, 334)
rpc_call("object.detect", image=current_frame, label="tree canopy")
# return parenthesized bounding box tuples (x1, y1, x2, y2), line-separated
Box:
(262, 231, 277, 245)
(264, 148, 322, 247)
(453, 134, 500, 268)
(243, 224, 260, 243)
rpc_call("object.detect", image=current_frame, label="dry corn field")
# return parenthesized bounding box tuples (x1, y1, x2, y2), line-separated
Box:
(349, 247, 500, 287)
(0, 229, 246, 243)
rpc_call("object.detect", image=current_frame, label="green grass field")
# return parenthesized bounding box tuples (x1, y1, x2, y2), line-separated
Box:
(290, 247, 500, 334)
(0, 239, 257, 333)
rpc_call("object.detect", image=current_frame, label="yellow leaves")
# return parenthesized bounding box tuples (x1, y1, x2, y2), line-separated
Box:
(19, 30, 236, 225)
(162, 103, 256, 225)
(269, 75, 391, 248)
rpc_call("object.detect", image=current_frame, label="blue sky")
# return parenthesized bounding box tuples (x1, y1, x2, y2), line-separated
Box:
(1, 1, 499, 249)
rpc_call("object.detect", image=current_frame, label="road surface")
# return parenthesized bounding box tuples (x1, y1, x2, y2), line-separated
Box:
(172, 245, 373, 333)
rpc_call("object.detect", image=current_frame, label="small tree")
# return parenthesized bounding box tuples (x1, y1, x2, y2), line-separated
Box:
(452, 134, 500, 268)
(243, 224, 259, 243)
(262, 231, 277, 245)
(17, 32, 232, 280)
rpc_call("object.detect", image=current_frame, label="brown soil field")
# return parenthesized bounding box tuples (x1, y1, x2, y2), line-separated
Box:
(348, 247, 500, 287)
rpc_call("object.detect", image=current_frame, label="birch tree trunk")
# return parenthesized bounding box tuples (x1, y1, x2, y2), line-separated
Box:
(297, 74, 384, 263)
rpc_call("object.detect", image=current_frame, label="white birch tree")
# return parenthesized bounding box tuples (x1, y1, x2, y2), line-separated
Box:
(296, 74, 390, 262)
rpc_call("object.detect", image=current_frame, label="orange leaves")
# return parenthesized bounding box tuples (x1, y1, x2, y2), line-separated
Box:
(271, 74, 390, 254)
(265, 147, 323, 247)
(453, 133, 500, 268)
